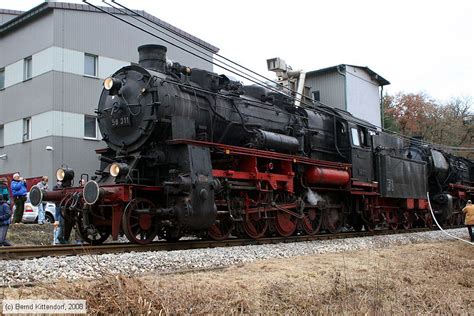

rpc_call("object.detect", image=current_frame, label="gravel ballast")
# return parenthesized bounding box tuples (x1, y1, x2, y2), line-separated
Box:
(0, 228, 469, 286)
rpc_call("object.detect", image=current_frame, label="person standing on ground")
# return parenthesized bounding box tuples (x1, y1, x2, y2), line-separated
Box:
(462, 200, 474, 242)
(0, 195, 12, 246)
(52, 181, 67, 244)
(10, 173, 27, 224)
(0, 178, 10, 202)
(36, 176, 49, 224)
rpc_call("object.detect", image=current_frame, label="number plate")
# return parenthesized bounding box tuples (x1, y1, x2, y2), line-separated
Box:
(111, 115, 131, 128)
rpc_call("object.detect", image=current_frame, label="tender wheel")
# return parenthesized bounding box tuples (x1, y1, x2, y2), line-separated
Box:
(275, 210, 297, 237)
(209, 215, 234, 240)
(387, 211, 399, 230)
(76, 209, 111, 245)
(122, 198, 158, 244)
(242, 212, 268, 239)
(323, 208, 343, 233)
(401, 211, 413, 230)
(301, 208, 323, 235)
(424, 213, 433, 228)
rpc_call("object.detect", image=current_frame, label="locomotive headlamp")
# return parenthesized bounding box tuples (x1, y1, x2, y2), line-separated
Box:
(103, 77, 122, 94)
(110, 162, 129, 177)
(56, 167, 75, 187)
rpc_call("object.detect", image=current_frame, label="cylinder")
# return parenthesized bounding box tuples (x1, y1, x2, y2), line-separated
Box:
(253, 129, 300, 152)
(138, 44, 167, 72)
(305, 166, 350, 186)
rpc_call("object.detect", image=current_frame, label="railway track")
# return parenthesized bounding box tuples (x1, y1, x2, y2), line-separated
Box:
(0, 227, 442, 260)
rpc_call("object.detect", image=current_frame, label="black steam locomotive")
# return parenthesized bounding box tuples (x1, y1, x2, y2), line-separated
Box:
(32, 45, 474, 244)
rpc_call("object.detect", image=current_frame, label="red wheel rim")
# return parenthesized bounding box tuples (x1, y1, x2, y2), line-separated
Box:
(242, 213, 268, 239)
(209, 216, 234, 240)
(275, 211, 297, 237)
(301, 208, 322, 235)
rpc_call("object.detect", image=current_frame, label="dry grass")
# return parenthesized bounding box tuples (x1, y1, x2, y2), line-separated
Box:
(3, 241, 473, 314)
(7, 223, 54, 246)
(7, 223, 81, 246)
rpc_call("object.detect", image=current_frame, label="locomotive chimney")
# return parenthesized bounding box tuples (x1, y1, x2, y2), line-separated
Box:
(138, 44, 167, 72)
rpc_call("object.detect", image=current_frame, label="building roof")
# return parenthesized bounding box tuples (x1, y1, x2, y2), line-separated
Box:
(0, 9, 23, 15)
(306, 64, 390, 86)
(0, 2, 219, 53)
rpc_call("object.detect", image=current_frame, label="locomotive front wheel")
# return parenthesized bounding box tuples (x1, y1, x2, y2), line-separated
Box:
(242, 213, 268, 239)
(275, 210, 297, 237)
(301, 208, 323, 235)
(209, 215, 234, 240)
(122, 198, 158, 244)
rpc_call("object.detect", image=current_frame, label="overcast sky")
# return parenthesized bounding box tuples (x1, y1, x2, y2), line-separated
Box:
(2, 0, 473, 102)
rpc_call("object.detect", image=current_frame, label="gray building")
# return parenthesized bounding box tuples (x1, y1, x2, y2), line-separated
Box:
(305, 64, 389, 128)
(0, 2, 218, 182)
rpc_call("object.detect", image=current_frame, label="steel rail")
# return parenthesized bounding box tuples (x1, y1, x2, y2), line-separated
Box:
(0, 227, 456, 260)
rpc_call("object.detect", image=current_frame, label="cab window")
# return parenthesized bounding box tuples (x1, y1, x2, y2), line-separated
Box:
(351, 128, 360, 147)
(359, 127, 367, 146)
(336, 121, 349, 147)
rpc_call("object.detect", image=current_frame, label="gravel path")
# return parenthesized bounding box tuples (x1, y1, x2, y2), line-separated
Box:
(0, 228, 469, 286)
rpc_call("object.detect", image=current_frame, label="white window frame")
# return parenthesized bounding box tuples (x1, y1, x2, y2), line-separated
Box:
(0, 68, 5, 90)
(84, 53, 98, 77)
(23, 117, 32, 142)
(84, 115, 98, 140)
(24, 56, 32, 81)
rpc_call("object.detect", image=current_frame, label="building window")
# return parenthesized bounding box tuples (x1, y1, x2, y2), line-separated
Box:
(0, 68, 4, 89)
(0, 125, 3, 148)
(312, 90, 320, 102)
(23, 118, 31, 142)
(24, 56, 32, 80)
(84, 53, 98, 77)
(84, 115, 97, 139)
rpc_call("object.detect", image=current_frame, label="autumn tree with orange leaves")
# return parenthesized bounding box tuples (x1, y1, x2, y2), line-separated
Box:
(383, 93, 473, 156)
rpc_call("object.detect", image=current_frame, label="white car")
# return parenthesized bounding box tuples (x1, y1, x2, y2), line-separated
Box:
(11, 193, 56, 223)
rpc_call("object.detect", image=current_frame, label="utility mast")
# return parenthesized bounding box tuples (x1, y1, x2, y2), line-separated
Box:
(266, 57, 307, 107)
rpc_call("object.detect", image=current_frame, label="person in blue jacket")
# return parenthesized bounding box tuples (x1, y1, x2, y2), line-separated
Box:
(10, 173, 27, 224)
(0, 195, 12, 246)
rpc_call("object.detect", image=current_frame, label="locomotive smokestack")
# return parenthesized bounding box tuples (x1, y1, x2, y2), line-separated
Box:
(138, 44, 167, 72)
